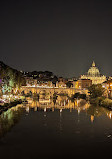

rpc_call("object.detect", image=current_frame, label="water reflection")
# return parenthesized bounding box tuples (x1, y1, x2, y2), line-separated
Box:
(0, 95, 112, 139)
(28, 95, 112, 122)
(0, 105, 25, 138)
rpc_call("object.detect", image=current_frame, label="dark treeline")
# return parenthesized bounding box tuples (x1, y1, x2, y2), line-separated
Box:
(23, 70, 58, 84)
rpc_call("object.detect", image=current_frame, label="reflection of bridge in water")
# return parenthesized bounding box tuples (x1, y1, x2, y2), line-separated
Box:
(25, 97, 112, 122)
(20, 86, 89, 97)
(27, 98, 90, 112)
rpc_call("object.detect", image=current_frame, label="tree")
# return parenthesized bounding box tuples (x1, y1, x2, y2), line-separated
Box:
(0, 61, 26, 94)
(88, 84, 105, 98)
(52, 76, 58, 86)
(66, 81, 73, 88)
(72, 92, 80, 99)
(71, 92, 86, 99)
(80, 94, 86, 99)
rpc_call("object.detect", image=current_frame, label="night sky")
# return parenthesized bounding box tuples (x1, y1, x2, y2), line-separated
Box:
(1, 0, 112, 77)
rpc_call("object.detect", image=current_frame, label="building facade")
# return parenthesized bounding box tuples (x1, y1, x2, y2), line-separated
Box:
(102, 80, 112, 98)
(81, 61, 106, 84)
(73, 79, 92, 89)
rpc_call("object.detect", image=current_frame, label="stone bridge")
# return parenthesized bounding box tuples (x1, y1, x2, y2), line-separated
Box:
(20, 86, 89, 97)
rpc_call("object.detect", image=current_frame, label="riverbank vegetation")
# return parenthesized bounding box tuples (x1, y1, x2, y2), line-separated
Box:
(88, 84, 112, 109)
(0, 61, 26, 94)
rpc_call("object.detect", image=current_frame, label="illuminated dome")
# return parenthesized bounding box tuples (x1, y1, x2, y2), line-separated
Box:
(81, 61, 106, 84)
(87, 61, 100, 76)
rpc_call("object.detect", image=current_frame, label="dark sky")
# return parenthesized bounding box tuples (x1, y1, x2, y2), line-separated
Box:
(0, 0, 112, 77)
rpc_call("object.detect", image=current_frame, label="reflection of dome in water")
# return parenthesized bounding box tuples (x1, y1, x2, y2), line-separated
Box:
(87, 61, 100, 77)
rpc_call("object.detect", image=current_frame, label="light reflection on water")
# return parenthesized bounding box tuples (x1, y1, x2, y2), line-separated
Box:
(0, 97, 112, 157)
(0, 98, 112, 138)
(0, 105, 25, 138)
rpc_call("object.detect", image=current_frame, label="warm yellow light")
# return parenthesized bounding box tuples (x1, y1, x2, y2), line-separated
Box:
(60, 109, 62, 113)
(44, 107, 46, 112)
(91, 115, 94, 122)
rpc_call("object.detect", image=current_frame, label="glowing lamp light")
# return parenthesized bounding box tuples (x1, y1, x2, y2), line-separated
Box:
(3, 95, 7, 98)
(44, 107, 46, 112)
(60, 109, 62, 113)
(109, 113, 112, 119)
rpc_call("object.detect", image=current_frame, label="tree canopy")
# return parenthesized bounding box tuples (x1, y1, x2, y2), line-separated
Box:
(0, 61, 26, 93)
(88, 84, 105, 98)
(66, 81, 73, 88)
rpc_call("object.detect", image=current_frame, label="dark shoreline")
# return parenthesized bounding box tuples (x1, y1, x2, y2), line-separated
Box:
(0, 100, 22, 114)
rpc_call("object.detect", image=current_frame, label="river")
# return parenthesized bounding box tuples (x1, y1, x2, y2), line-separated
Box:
(0, 98, 112, 158)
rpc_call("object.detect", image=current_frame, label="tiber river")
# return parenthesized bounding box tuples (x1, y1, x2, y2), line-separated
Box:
(0, 96, 112, 158)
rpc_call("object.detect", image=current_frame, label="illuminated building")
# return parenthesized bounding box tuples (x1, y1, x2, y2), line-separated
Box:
(102, 79, 112, 98)
(73, 79, 92, 89)
(37, 80, 53, 87)
(56, 77, 67, 88)
(81, 61, 106, 84)
(25, 77, 37, 86)
(56, 81, 66, 88)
